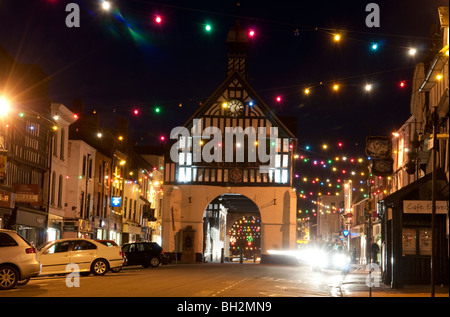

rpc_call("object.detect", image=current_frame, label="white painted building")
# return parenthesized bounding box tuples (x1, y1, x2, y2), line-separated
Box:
(47, 103, 78, 241)
(63, 139, 96, 238)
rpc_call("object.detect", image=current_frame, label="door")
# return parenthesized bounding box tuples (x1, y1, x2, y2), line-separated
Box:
(124, 243, 146, 265)
(70, 240, 98, 272)
(39, 241, 72, 275)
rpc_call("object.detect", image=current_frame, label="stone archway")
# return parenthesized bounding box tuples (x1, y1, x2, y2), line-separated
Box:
(161, 184, 297, 263)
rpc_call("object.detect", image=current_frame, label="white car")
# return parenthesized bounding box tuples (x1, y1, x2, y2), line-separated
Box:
(37, 238, 123, 276)
(0, 229, 41, 290)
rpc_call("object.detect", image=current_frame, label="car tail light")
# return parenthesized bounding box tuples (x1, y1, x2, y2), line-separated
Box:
(160, 249, 164, 255)
(25, 247, 37, 254)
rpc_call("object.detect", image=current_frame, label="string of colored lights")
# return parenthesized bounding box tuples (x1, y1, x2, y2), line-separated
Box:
(66, 0, 435, 115)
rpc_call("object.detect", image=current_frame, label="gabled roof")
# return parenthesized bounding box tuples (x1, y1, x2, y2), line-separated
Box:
(182, 70, 297, 139)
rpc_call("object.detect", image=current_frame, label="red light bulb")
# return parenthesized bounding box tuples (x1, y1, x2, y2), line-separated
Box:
(155, 15, 162, 24)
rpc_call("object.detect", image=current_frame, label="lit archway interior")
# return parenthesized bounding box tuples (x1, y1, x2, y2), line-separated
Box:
(229, 215, 261, 260)
(202, 193, 260, 262)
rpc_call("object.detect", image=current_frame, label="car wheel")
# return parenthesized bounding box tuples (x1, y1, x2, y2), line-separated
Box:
(91, 259, 109, 276)
(150, 257, 160, 268)
(17, 278, 30, 286)
(0, 265, 19, 290)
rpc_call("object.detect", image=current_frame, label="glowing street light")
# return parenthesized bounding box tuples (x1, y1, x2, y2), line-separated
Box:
(101, 1, 111, 11)
(0, 96, 11, 117)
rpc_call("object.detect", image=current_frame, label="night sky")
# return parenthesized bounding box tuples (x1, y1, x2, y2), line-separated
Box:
(1, 0, 446, 154)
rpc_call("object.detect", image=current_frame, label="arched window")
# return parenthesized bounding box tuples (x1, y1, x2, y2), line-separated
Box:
(51, 171, 56, 206)
(58, 174, 63, 208)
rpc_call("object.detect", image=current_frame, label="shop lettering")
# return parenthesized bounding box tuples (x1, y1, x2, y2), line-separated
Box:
(403, 200, 449, 214)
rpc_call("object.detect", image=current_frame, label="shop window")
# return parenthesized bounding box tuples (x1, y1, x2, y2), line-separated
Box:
(402, 227, 433, 256)
(402, 228, 416, 255)
(419, 229, 432, 255)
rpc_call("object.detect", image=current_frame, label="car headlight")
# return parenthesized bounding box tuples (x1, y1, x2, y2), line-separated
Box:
(333, 254, 350, 268)
(311, 251, 327, 267)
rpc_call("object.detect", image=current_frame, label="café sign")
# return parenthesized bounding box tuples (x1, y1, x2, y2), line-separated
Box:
(403, 200, 448, 214)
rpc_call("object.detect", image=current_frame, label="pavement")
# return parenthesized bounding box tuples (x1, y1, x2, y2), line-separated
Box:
(341, 264, 449, 297)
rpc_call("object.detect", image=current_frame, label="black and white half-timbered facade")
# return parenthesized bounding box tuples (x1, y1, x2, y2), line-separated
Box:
(162, 22, 298, 263)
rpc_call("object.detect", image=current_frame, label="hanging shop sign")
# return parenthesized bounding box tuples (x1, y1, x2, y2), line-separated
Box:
(365, 136, 391, 159)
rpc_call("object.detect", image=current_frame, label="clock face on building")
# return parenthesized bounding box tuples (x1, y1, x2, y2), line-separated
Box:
(228, 99, 244, 117)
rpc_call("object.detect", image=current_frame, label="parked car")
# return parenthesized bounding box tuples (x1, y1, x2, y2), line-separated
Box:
(95, 240, 124, 272)
(37, 238, 123, 276)
(0, 229, 41, 290)
(122, 242, 165, 268)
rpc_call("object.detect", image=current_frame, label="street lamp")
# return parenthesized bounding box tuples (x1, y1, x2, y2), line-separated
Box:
(0, 96, 11, 117)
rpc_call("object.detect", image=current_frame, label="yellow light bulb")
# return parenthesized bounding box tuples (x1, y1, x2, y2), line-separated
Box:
(333, 84, 339, 91)
(334, 34, 340, 41)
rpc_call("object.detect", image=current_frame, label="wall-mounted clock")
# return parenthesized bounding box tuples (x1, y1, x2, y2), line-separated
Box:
(228, 99, 244, 117)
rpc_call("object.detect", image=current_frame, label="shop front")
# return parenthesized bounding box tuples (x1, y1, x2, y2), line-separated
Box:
(122, 223, 141, 243)
(379, 172, 449, 288)
(350, 224, 366, 265)
(62, 218, 94, 239)
(14, 207, 47, 247)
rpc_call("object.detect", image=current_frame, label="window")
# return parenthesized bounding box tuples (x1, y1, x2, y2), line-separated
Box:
(82, 155, 86, 177)
(97, 192, 101, 217)
(129, 199, 133, 219)
(53, 131, 58, 156)
(419, 229, 432, 255)
(0, 233, 18, 247)
(80, 191, 85, 218)
(72, 240, 97, 251)
(402, 228, 416, 255)
(86, 194, 91, 218)
(402, 227, 433, 256)
(143, 243, 155, 251)
(47, 241, 71, 254)
(60, 128, 65, 160)
(51, 171, 56, 206)
(57, 174, 63, 207)
(136, 243, 145, 252)
(98, 163, 102, 184)
(88, 157, 92, 179)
